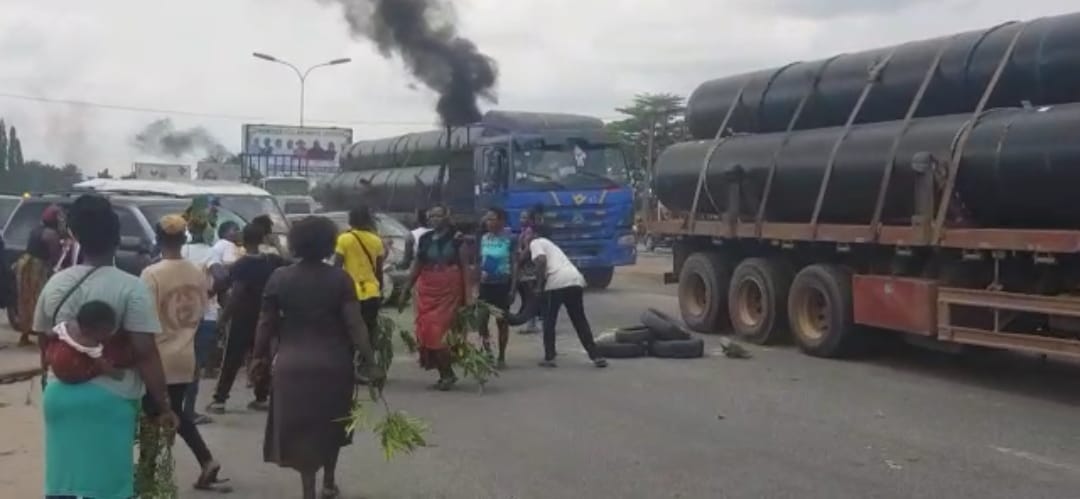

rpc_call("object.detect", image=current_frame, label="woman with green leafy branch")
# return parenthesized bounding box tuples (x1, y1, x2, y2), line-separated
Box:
(403, 205, 472, 391)
(250, 215, 386, 499)
(32, 194, 177, 499)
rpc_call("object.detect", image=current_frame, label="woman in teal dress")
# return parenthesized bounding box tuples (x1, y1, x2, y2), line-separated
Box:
(33, 195, 175, 499)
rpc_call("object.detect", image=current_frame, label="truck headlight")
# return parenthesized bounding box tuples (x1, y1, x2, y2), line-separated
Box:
(618, 234, 636, 246)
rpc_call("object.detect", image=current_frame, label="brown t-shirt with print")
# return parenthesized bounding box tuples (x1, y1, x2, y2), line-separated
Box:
(140, 258, 209, 384)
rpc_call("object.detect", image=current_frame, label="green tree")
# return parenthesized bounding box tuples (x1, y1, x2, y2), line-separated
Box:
(0, 160, 83, 194)
(96, 168, 114, 179)
(606, 93, 689, 187)
(0, 119, 7, 172)
(8, 126, 23, 170)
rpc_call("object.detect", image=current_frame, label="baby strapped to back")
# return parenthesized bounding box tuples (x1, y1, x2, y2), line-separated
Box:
(45, 301, 133, 383)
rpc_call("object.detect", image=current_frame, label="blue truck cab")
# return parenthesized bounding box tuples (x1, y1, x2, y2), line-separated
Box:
(322, 111, 637, 289)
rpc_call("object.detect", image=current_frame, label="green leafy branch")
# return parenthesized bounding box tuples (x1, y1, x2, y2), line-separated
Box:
(134, 414, 178, 499)
(339, 311, 430, 461)
(447, 301, 501, 391)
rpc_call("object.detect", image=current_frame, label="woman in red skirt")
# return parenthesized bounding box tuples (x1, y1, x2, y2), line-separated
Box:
(406, 205, 471, 390)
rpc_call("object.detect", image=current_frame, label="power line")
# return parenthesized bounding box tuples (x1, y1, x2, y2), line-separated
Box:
(0, 90, 630, 126)
(0, 90, 437, 127)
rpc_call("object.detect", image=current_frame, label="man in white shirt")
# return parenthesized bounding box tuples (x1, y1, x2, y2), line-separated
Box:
(211, 221, 241, 266)
(528, 226, 607, 368)
(402, 208, 431, 270)
(180, 219, 229, 425)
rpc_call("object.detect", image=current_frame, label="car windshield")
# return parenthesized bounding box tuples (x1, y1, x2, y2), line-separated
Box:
(0, 197, 21, 231)
(217, 195, 289, 232)
(511, 140, 630, 190)
(137, 201, 193, 226)
(262, 178, 310, 196)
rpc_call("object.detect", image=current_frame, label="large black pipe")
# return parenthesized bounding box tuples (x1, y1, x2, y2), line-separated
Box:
(655, 103, 1080, 229)
(686, 12, 1080, 139)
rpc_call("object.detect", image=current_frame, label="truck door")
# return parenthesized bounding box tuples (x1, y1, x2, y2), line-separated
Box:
(475, 145, 509, 216)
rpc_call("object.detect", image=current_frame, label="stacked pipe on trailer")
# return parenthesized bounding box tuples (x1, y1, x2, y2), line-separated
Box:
(685, 13, 1080, 138)
(655, 11, 1080, 231)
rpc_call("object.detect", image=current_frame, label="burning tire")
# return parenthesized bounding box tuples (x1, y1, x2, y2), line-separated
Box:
(728, 257, 793, 345)
(677, 252, 732, 334)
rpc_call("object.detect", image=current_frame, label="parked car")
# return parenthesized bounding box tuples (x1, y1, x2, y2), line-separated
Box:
(73, 178, 292, 251)
(287, 211, 410, 304)
(0, 195, 21, 314)
(0, 194, 21, 231)
(2, 193, 197, 328)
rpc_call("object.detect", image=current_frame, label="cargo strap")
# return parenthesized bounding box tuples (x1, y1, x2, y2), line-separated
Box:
(932, 20, 1033, 244)
(685, 82, 750, 232)
(754, 54, 843, 237)
(868, 36, 956, 240)
(809, 49, 898, 239)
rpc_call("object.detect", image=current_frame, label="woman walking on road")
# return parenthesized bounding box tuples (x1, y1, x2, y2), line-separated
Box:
(33, 194, 176, 499)
(181, 216, 225, 425)
(140, 214, 228, 491)
(333, 205, 384, 350)
(14, 205, 63, 346)
(406, 205, 470, 390)
(251, 216, 384, 499)
(527, 225, 608, 368)
(477, 207, 516, 368)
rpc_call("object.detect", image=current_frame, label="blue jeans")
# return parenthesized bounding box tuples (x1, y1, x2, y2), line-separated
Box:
(184, 320, 217, 418)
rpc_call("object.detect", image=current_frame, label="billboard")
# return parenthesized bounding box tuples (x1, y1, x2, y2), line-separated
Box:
(241, 124, 352, 177)
(196, 162, 242, 181)
(132, 162, 191, 181)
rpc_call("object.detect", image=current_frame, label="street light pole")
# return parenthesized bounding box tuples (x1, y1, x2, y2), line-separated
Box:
(252, 52, 352, 127)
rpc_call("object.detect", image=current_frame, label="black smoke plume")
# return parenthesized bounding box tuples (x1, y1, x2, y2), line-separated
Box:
(131, 118, 230, 160)
(320, 0, 498, 126)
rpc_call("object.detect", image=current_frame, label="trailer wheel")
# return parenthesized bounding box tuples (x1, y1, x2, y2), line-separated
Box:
(678, 252, 732, 334)
(787, 264, 861, 358)
(728, 257, 793, 345)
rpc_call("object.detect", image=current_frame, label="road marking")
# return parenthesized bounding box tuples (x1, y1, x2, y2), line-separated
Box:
(990, 446, 1080, 474)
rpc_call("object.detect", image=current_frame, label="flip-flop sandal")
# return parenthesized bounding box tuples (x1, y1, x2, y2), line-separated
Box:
(320, 485, 341, 499)
(194, 463, 233, 493)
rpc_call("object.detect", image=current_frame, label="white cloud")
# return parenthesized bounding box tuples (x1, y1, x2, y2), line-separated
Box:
(0, 0, 1077, 173)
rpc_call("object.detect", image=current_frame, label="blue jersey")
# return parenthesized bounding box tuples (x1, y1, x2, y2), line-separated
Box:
(480, 230, 514, 283)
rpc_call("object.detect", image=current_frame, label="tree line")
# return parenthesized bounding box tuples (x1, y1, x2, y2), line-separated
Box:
(605, 93, 690, 214)
(0, 118, 84, 195)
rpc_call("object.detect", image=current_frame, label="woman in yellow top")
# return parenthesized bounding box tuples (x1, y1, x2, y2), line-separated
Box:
(333, 206, 384, 349)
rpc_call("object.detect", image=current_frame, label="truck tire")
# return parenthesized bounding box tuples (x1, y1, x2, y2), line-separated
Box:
(650, 338, 705, 359)
(787, 264, 862, 358)
(614, 326, 654, 345)
(595, 340, 646, 359)
(728, 257, 793, 345)
(584, 268, 615, 290)
(677, 252, 732, 333)
(641, 308, 692, 341)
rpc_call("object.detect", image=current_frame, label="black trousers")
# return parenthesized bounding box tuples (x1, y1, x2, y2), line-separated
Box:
(142, 383, 213, 466)
(541, 286, 599, 361)
(213, 320, 269, 403)
(360, 297, 381, 348)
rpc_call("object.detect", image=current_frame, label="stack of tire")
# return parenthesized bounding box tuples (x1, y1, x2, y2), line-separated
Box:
(594, 309, 705, 359)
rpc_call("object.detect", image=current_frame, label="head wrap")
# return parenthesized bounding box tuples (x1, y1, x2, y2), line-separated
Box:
(42, 205, 62, 227)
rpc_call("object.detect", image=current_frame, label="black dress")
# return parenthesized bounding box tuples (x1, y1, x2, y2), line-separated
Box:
(260, 262, 356, 471)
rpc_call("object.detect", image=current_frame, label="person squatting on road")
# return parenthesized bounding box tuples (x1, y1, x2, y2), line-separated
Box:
(14, 204, 64, 346)
(527, 225, 608, 368)
(140, 214, 228, 491)
(250, 215, 385, 499)
(406, 205, 470, 391)
(33, 194, 177, 499)
(333, 205, 384, 367)
(181, 213, 227, 425)
(208, 224, 285, 414)
(477, 206, 517, 368)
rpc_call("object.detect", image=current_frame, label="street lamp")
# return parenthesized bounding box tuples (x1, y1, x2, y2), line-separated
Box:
(252, 52, 352, 127)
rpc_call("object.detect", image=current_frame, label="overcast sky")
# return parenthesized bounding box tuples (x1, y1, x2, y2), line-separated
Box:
(0, 0, 1077, 173)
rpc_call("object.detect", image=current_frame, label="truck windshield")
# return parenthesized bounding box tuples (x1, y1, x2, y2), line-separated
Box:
(262, 178, 310, 196)
(511, 141, 629, 190)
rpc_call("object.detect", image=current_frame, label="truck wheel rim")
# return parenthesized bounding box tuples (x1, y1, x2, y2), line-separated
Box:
(794, 287, 829, 342)
(735, 279, 765, 328)
(681, 272, 708, 317)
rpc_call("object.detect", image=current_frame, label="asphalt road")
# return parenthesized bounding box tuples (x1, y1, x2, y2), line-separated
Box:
(2, 254, 1077, 498)
(167, 255, 1080, 499)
